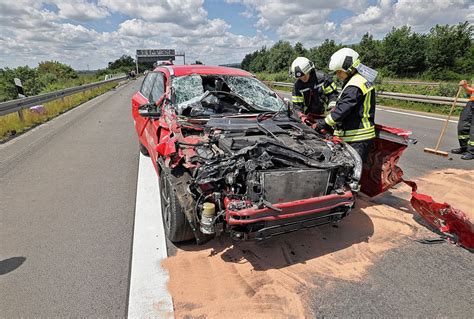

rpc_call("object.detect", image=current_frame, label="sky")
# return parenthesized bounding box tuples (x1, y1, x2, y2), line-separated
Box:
(0, 0, 472, 70)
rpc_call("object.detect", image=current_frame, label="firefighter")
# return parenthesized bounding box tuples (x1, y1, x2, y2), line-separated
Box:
(289, 57, 338, 115)
(314, 48, 376, 161)
(451, 79, 474, 160)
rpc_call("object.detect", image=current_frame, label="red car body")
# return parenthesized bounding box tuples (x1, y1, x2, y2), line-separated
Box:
(132, 65, 411, 243)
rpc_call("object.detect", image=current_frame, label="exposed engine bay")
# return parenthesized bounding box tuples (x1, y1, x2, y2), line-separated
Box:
(166, 114, 361, 241)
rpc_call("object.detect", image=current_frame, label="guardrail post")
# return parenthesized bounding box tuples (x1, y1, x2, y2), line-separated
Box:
(14, 78, 26, 122)
(17, 109, 25, 122)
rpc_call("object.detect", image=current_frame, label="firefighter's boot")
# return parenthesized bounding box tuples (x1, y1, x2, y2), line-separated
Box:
(451, 147, 467, 154)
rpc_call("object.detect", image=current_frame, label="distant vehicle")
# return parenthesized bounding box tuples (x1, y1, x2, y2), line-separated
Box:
(127, 70, 136, 80)
(131, 65, 411, 244)
(153, 60, 174, 68)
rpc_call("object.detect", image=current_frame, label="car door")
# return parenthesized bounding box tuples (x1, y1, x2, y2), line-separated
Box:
(132, 72, 158, 149)
(144, 72, 165, 165)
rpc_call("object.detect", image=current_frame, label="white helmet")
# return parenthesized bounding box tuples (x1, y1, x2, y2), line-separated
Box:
(329, 48, 359, 72)
(289, 57, 314, 78)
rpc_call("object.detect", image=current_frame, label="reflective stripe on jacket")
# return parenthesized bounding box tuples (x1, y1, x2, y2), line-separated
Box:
(324, 73, 376, 142)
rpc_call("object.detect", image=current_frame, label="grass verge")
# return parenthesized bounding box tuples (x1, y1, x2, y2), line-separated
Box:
(0, 82, 117, 142)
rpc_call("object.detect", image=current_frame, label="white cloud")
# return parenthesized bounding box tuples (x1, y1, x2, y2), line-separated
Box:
(340, 0, 472, 42)
(99, 0, 208, 27)
(227, 0, 472, 45)
(0, 0, 471, 70)
(0, 0, 272, 69)
(225, 0, 367, 44)
(52, 0, 110, 21)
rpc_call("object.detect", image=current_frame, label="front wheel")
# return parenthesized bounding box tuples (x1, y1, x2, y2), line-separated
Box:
(159, 170, 195, 242)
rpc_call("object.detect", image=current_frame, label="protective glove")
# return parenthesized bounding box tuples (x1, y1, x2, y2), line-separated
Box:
(313, 118, 328, 131)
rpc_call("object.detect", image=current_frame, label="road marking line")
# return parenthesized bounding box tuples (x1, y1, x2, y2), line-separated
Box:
(128, 154, 174, 318)
(377, 107, 458, 123)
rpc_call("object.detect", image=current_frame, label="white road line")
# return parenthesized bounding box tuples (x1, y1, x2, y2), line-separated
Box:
(128, 154, 174, 319)
(374, 107, 458, 123)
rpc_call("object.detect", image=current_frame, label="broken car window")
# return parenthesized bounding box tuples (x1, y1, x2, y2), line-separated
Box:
(172, 74, 285, 116)
(223, 76, 284, 111)
(173, 75, 204, 105)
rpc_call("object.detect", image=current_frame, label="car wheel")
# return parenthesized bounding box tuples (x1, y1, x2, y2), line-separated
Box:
(159, 170, 195, 242)
(139, 142, 149, 156)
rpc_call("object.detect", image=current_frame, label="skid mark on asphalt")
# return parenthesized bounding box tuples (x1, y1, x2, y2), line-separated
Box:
(128, 154, 174, 318)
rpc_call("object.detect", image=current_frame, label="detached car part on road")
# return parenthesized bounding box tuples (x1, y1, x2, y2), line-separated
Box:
(132, 65, 473, 249)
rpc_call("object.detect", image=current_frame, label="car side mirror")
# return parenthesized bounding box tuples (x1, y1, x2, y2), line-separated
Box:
(138, 94, 166, 118)
(138, 102, 162, 117)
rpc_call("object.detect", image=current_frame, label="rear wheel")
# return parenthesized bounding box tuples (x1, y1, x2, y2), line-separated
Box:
(139, 142, 149, 156)
(159, 170, 195, 242)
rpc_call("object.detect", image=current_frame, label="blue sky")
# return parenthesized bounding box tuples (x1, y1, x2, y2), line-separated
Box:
(0, 0, 472, 70)
(205, 1, 257, 36)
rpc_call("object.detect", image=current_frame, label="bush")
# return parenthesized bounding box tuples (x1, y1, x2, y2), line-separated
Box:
(437, 83, 458, 97)
(255, 71, 292, 82)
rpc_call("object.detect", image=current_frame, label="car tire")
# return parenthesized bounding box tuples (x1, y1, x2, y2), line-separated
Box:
(159, 170, 195, 243)
(139, 142, 149, 156)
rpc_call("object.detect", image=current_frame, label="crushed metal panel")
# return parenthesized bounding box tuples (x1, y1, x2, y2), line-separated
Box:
(403, 179, 474, 251)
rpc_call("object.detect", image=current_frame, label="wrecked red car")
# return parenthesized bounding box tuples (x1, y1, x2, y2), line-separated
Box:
(131, 65, 411, 244)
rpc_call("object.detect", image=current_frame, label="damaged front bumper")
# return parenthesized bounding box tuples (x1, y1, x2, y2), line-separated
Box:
(225, 191, 354, 240)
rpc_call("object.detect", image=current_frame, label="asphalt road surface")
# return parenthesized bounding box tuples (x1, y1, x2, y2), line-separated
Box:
(1, 80, 472, 317)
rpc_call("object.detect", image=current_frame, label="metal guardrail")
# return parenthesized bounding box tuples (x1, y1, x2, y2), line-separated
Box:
(376, 91, 468, 106)
(383, 80, 441, 86)
(104, 73, 126, 80)
(268, 81, 469, 106)
(0, 76, 127, 116)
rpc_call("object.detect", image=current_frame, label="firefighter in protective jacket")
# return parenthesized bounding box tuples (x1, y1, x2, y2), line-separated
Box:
(315, 48, 376, 161)
(289, 57, 338, 115)
(451, 79, 474, 160)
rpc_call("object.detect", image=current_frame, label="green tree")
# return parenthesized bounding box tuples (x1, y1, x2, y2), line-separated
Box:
(267, 40, 294, 73)
(248, 47, 269, 72)
(0, 66, 42, 101)
(293, 42, 307, 57)
(37, 61, 77, 79)
(241, 51, 255, 71)
(308, 39, 341, 71)
(454, 44, 474, 77)
(382, 26, 427, 76)
(108, 55, 135, 70)
(239, 22, 471, 80)
(355, 33, 383, 69)
(426, 22, 473, 76)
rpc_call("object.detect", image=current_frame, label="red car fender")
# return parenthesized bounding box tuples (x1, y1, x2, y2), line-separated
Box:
(156, 129, 177, 157)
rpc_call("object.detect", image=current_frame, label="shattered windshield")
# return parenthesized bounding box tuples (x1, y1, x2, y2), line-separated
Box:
(172, 74, 285, 116)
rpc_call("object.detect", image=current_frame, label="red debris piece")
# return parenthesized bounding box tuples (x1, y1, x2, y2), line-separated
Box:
(403, 179, 474, 250)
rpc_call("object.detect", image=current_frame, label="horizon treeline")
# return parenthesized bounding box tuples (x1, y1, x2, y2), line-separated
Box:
(240, 22, 473, 81)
